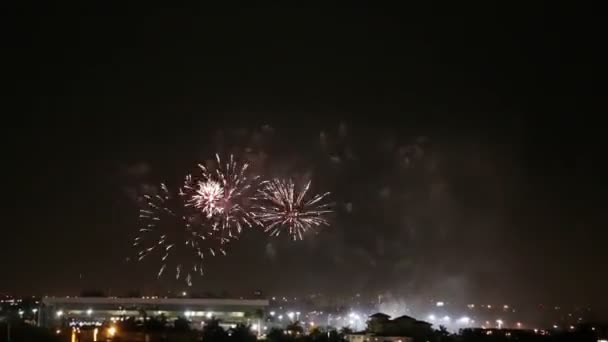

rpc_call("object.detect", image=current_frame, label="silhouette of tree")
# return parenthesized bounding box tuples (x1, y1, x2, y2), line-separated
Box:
(286, 320, 304, 335)
(327, 329, 342, 342)
(267, 327, 291, 342)
(144, 315, 166, 332)
(339, 326, 353, 335)
(228, 323, 257, 342)
(202, 318, 227, 341)
(174, 316, 191, 332)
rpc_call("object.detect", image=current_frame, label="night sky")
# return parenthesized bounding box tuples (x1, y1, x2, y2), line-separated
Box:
(5, 4, 604, 310)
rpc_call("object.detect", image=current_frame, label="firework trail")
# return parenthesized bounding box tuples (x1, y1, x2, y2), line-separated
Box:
(133, 183, 228, 286)
(187, 154, 259, 239)
(254, 178, 332, 240)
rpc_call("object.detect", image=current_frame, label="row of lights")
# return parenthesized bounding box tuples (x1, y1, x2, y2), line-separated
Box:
(184, 311, 214, 318)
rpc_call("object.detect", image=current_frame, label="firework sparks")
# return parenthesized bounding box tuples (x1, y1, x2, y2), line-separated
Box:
(254, 178, 332, 240)
(134, 183, 228, 286)
(188, 154, 259, 239)
(192, 180, 224, 218)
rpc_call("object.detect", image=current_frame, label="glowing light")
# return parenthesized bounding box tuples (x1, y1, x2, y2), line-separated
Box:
(32, 308, 38, 313)
(436, 301, 445, 307)
(428, 314, 436, 321)
(182, 291, 187, 297)
(206, 312, 213, 319)
(93, 327, 98, 341)
(443, 316, 450, 322)
(56, 329, 61, 334)
(56, 310, 64, 317)
(107, 326, 116, 337)
(270, 311, 276, 316)
(86, 308, 93, 315)
(254, 179, 332, 240)
(288, 312, 295, 320)
(496, 319, 503, 329)
(458, 317, 470, 324)
(192, 180, 224, 218)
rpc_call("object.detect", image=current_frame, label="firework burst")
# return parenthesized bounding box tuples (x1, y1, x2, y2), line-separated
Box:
(191, 180, 224, 218)
(189, 154, 259, 239)
(134, 183, 228, 286)
(254, 178, 332, 240)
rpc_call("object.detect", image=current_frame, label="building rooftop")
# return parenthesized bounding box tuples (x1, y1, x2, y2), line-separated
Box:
(369, 312, 391, 319)
(42, 297, 268, 307)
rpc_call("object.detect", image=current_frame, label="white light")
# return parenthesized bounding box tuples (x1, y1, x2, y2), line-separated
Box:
(87, 309, 93, 315)
(18, 310, 24, 316)
(458, 317, 470, 324)
(278, 315, 283, 320)
(443, 316, 450, 322)
(252, 324, 258, 330)
(436, 301, 445, 307)
(32, 308, 38, 313)
(569, 325, 575, 330)
(182, 291, 187, 297)
(56, 310, 64, 317)
(496, 319, 503, 328)
(270, 311, 276, 316)
(107, 327, 116, 337)
(206, 312, 213, 319)
(288, 312, 295, 320)
(428, 314, 436, 321)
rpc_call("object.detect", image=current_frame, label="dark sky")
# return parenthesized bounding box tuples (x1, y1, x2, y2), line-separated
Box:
(4, 4, 605, 309)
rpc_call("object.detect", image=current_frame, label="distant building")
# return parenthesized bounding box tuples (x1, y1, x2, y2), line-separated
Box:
(38, 297, 268, 329)
(346, 312, 432, 342)
(346, 333, 412, 342)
